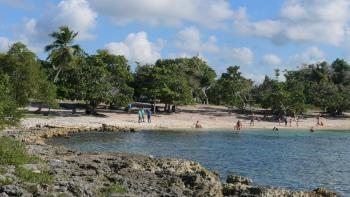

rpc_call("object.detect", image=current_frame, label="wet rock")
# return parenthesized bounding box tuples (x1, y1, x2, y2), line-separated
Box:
(0, 185, 25, 196)
(313, 188, 337, 197)
(226, 175, 252, 185)
(0, 192, 9, 197)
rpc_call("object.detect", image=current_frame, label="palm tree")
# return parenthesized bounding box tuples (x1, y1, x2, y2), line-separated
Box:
(45, 26, 82, 83)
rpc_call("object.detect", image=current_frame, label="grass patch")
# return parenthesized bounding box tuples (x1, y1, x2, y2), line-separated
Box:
(0, 167, 6, 175)
(0, 137, 41, 166)
(15, 167, 53, 184)
(0, 177, 13, 186)
(98, 184, 127, 196)
(57, 193, 70, 197)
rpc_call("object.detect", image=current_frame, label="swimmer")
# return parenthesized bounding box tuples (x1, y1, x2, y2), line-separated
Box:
(195, 121, 202, 128)
(310, 127, 315, 132)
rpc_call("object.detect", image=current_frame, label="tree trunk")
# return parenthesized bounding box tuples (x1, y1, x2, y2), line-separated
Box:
(53, 67, 63, 83)
(35, 103, 43, 114)
(167, 104, 171, 112)
(85, 101, 92, 115)
(202, 88, 209, 105)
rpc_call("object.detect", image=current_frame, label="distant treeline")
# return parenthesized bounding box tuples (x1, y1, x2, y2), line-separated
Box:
(1, 26, 349, 128)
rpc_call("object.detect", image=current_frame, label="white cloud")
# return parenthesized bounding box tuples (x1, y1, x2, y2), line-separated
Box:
(235, 0, 350, 45)
(223, 47, 254, 65)
(262, 54, 282, 66)
(18, 0, 97, 51)
(243, 73, 265, 84)
(173, 27, 219, 54)
(290, 47, 325, 66)
(105, 32, 162, 64)
(87, 0, 237, 28)
(0, 37, 10, 51)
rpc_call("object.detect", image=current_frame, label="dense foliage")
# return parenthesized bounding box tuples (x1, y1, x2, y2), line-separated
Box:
(1, 26, 350, 129)
(208, 66, 253, 112)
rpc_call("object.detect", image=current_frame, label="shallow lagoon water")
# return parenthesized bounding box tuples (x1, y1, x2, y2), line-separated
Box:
(47, 129, 350, 195)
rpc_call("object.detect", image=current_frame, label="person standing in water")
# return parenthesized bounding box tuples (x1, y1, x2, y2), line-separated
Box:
(146, 109, 152, 123)
(195, 121, 202, 128)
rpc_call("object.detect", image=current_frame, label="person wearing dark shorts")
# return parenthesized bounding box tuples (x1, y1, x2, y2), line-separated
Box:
(146, 109, 152, 123)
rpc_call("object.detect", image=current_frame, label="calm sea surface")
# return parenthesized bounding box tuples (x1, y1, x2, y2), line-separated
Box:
(47, 129, 350, 195)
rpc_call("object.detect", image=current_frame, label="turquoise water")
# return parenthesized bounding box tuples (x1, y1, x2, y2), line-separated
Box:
(47, 129, 350, 195)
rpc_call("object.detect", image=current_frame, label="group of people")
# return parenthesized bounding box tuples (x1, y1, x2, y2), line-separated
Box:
(277, 116, 301, 127)
(131, 105, 325, 132)
(137, 108, 152, 123)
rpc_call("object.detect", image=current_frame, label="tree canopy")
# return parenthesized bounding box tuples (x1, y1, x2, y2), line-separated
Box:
(2, 25, 350, 130)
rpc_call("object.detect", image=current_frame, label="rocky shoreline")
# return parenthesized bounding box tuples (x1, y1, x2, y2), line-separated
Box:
(0, 126, 337, 196)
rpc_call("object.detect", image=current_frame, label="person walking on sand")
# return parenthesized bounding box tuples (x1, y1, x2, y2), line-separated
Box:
(236, 120, 242, 130)
(127, 103, 132, 114)
(316, 113, 321, 125)
(138, 109, 142, 123)
(141, 108, 145, 122)
(250, 113, 255, 127)
(146, 109, 152, 123)
(289, 117, 292, 127)
(296, 116, 299, 128)
(284, 117, 288, 127)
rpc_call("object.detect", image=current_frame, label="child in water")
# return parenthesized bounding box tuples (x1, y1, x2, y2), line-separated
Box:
(195, 121, 202, 128)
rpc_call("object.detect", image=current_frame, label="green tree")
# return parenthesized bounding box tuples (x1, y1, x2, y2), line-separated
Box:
(0, 74, 21, 129)
(96, 50, 134, 108)
(209, 66, 253, 112)
(45, 26, 82, 83)
(154, 57, 216, 104)
(76, 55, 112, 114)
(134, 64, 192, 112)
(2, 42, 56, 108)
(331, 58, 350, 86)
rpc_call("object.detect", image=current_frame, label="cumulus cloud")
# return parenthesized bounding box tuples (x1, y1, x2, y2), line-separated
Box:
(223, 47, 254, 65)
(173, 27, 219, 54)
(87, 0, 237, 28)
(105, 32, 163, 64)
(18, 0, 97, 51)
(0, 37, 11, 51)
(262, 54, 282, 66)
(235, 0, 350, 45)
(290, 47, 325, 66)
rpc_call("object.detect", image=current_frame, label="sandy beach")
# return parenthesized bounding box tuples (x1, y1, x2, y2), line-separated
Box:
(19, 105, 350, 131)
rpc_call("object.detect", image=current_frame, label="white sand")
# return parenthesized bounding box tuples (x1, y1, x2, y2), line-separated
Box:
(20, 105, 350, 131)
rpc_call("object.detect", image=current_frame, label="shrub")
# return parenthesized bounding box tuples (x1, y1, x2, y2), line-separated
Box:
(15, 167, 52, 184)
(98, 183, 127, 196)
(0, 137, 40, 165)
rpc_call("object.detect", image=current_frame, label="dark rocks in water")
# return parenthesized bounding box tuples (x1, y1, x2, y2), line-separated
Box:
(222, 175, 337, 197)
(313, 188, 337, 196)
(226, 175, 252, 185)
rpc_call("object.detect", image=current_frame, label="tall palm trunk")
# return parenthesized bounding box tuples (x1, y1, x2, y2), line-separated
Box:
(53, 67, 63, 83)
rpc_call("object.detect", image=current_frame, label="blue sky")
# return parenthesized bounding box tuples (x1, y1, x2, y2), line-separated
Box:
(1, 0, 349, 82)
